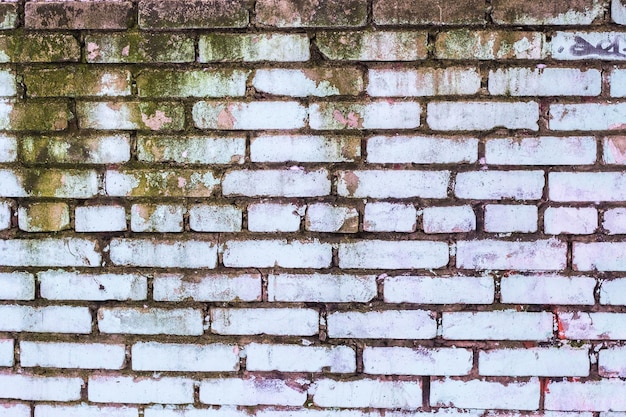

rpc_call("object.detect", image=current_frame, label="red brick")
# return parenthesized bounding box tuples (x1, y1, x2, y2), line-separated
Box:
(374, 0, 485, 25)
(25, 1, 133, 30)
(139, 0, 250, 29)
(256, 0, 367, 27)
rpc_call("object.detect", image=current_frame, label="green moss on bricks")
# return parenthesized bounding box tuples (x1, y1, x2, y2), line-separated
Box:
(20, 136, 91, 164)
(315, 32, 365, 60)
(19, 202, 70, 232)
(0, 33, 80, 63)
(24, 67, 131, 98)
(85, 32, 195, 63)
(137, 69, 248, 98)
(9, 102, 70, 131)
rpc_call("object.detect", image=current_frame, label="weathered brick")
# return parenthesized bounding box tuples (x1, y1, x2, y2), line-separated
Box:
(337, 170, 449, 198)
(0, 168, 99, 198)
(89, 375, 194, 404)
(35, 404, 138, 417)
(211, 307, 319, 335)
(557, 312, 626, 339)
(18, 202, 70, 232)
(153, 273, 261, 302)
(246, 343, 355, 372)
(251, 135, 360, 163)
(492, 0, 604, 25)
(0, 200, 9, 230)
(98, 307, 204, 335)
(0, 238, 101, 267)
(0, 100, 70, 131)
(188, 204, 243, 232)
(193, 101, 306, 130)
(455, 170, 544, 200)
(0, 305, 92, 333)
(200, 377, 307, 406)
(131, 204, 184, 233)
(0, 2, 17, 29)
(610, 69, 626, 96)
(78, 102, 185, 131)
(384, 275, 495, 304)
(364, 202, 416, 232)
(138, 135, 245, 165)
(550, 103, 626, 130)
(574, 242, 626, 271)
(223, 239, 332, 268)
(0, 272, 34, 300)
(253, 68, 363, 97)
(248, 202, 303, 232)
(544, 207, 598, 235)
(456, 239, 566, 270)
(485, 136, 596, 165)
(431, 378, 540, 410)
(367, 135, 477, 164)
(601, 277, 626, 304)
(0, 404, 30, 417)
(327, 310, 437, 339)
(223, 169, 330, 197)
(545, 380, 626, 411)
(339, 240, 449, 269)
(256, 0, 366, 27)
(26, 67, 131, 98)
(20, 134, 130, 164)
(442, 311, 554, 340)
(0, 34, 80, 62)
(310, 101, 421, 130)
(501, 274, 596, 305)
(139, 0, 249, 29)
(305, 203, 358, 233)
(364, 347, 473, 376)
(313, 379, 422, 409)
(268, 273, 376, 302)
(374, 0, 485, 25)
(110, 239, 217, 268)
(551, 32, 626, 61)
(599, 346, 626, 377)
(615, 0, 626, 24)
(0, 134, 16, 162)
(20, 341, 125, 369)
(75, 205, 127, 232)
(550, 172, 626, 202)
(604, 136, 626, 164)
(0, 69, 15, 96)
(489, 68, 601, 96)
(85, 33, 194, 63)
(0, 339, 12, 366)
(480, 347, 590, 376)
(25, 0, 133, 29)
(105, 170, 218, 197)
(368, 68, 481, 97)
(428, 101, 539, 131)
(138, 69, 247, 98)
(435, 30, 545, 60)
(199, 34, 309, 62)
(0, 373, 83, 401)
(422, 205, 476, 233)
(39, 270, 147, 301)
(316, 31, 428, 61)
(132, 342, 239, 372)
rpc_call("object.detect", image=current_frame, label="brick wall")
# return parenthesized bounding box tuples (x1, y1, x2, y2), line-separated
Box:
(1, 0, 626, 414)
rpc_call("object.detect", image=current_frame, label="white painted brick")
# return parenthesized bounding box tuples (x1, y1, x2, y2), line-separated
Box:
(339, 240, 449, 269)
(422, 205, 476, 233)
(137, 136, 246, 164)
(430, 378, 540, 411)
(544, 207, 598, 235)
(193, 101, 306, 130)
(456, 239, 567, 270)
(496, 1, 603, 24)
(98, 307, 204, 335)
(610, 69, 626, 96)
(267, 273, 377, 303)
(110, 239, 217, 268)
(143, 407, 250, 417)
(368, 68, 481, 97)
(77, 102, 183, 130)
(550, 103, 626, 130)
(0, 305, 91, 333)
(131, 204, 184, 232)
(327, 310, 437, 339)
(88, 375, 194, 404)
(489, 68, 601, 96)
(75, 205, 127, 232)
(384, 275, 494, 304)
(305, 203, 358, 233)
(318, 31, 426, 61)
(427, 101, 539, 131)
(313, 379, 422, 409)
(455, 170, 544, 200)
(153, 273, 261, 302)
(38, 270, 147, 301)
(211, 308, 318, 336)
(21, 134, 130, 164)
(337, 170, 450, 199)
(246, 343, 355, 373)
(558, 312, 626, 339)
(256, 410, 378, 417)
(0, 339, 13, 367)
(599, 346, 626, 377)
(0, 238, 101, 267)
(614, 0, 626, 24)
(0, 200, 9, 231)
(551, 32, 626, 61)
(309, 101, 421, 130)
(0, 404, 29, 417)
(364, 347, 472, 376)
(0, 135, 16, 162)
(604, 136, 626, 164)
(550, 172, 626, 202)
(479, 347, 590, 377)
(366, 135, 477, 164)
(223, 239, 332, 268)
(189, 204, 242, 232)
(484, 204, 538, 233)
(545, 380, 626, 411)
(105, 170, 219, 197)
(251, 135, 360, 163)
(485, 136, 597, 165)
(223, 169, 330, 197)
(0, 70, 15, 97)
(199, 34, 310, 62)
(0, 373, 83, 401)
(442, 311, 554, 340)
(501, 274, 596, 305)
(35, 404, 138, 417)
(20, 341, 125, 369)
(364, 202, 416, 232)
(248, 203, 303, 232)
(252, 69, 362, 97)
(601, 278, 626, 304)
(132, 342, 238, 372)
(200, 377, 307, 406)
(0, 272, 34, 300)
(574, 242, 626, 271)
(18, 202, 69, 232)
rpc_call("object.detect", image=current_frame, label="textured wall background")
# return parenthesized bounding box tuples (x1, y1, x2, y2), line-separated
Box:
(1, 0, 626, 414)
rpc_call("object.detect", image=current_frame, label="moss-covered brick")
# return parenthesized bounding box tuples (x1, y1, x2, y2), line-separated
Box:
(137, 69, 248, 98)
(316, 31, 428, 61)
(0, 168, 99, 198)
(137, 135, 246, 164)
(20, 134, 130, 164)
(25, 1, 133, 29)
(0, 33, 80, 63)
(76, 102, 185, 131)
(198, 34, 310, 62)
(373, 0, 485, 25)
(18, 202, 70, 232)
(0, 100, 70, 131)
(256, 0, 367, 28)
(435, 30, 547, 60)
(85, 33, 194, 63)
(24, 67, 131, 98)
(492, 0, 604, 25)
(0, 2, 18, 30)
(105, 169, 219, 197)
(139, 0, 250, 29)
